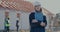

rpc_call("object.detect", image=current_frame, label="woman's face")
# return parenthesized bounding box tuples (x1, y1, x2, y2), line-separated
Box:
(35, 6, 41, 11)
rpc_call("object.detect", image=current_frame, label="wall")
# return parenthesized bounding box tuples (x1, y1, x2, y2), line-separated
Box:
(0, 7, 30, 30)
(0, 8, 5, 30)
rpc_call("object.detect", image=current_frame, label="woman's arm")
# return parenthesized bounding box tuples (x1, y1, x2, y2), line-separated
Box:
(43, 16, 47, 27)
(29, 13, 40, 27)
(29, 13, 34, 25)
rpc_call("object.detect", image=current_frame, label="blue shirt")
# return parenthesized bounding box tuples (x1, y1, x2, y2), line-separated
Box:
(35, 12, 43, 22)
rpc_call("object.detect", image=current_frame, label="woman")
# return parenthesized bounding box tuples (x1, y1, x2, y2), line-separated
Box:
(29, 2, 47, 32)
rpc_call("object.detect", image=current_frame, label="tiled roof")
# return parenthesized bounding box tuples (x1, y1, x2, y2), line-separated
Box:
(0, 0, 34, 12)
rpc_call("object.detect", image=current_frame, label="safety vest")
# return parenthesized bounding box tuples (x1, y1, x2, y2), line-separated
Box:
(5, 24, 10, 27)
(5, 17, 10, 27)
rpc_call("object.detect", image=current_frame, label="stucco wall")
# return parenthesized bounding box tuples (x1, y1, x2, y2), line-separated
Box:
(0, 8, 30, 30)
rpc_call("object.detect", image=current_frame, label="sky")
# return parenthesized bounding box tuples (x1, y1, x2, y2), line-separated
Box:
(25, 0, 60, 14)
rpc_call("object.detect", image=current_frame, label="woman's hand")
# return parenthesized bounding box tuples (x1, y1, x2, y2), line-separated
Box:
(32, 19, 38, 23)
(40, 22, 45, 26)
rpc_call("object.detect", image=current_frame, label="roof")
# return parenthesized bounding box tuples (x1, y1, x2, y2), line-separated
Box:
(0, 0, 54, 16)
(0, 0, 34, 12)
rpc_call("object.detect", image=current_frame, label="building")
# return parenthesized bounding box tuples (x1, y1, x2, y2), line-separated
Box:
(1, 0, 59, 32)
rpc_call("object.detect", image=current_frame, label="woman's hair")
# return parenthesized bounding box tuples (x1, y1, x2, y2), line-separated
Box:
(40, 8, 42, 12)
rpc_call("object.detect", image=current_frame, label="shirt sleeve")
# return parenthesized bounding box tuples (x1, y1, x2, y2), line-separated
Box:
(43, 16, 47, 27)
(29, 12, 40, 27)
